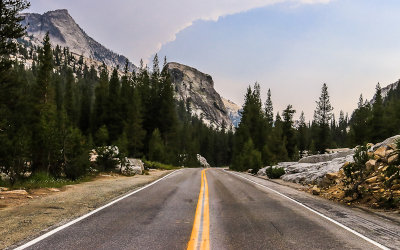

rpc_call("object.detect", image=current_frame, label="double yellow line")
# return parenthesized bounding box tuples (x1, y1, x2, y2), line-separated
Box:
(187, 169, 210, 250)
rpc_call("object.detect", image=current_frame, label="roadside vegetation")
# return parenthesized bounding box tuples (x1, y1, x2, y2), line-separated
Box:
(231, 74, 400, 174)
(0, 0, 230, 187)
(265, 167, 285, 179)
(315, 139, 400, 209)
(0, 172, 95, 190)
(143, 161, 179, 171)
(3, 0, 400, 191)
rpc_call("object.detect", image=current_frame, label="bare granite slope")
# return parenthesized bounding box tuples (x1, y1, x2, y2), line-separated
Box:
(21, 9, 136, 71)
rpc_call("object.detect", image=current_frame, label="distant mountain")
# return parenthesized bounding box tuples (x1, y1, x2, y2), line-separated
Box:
(19, 9, 241, 129)
(221, 98, 242, 128)
(166, 62, 235, 129)
(20, 9, 136, 71)
(369, 80, 399, 104)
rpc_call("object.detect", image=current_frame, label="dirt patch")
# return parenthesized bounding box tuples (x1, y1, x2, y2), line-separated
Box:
(0, 169, 173, 249)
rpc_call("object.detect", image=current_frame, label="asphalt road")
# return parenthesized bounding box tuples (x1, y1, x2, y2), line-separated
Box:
(17, 168, 393, 250)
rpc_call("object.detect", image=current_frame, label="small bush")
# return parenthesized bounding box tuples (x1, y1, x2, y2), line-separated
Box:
(266, 167, 285, 179)
(95, 146, 120, 171)
(14, 172, 72, 189)
(343, 144, 370, 198)
(65, 153, 90, 180)
(5, 171, 95, 190)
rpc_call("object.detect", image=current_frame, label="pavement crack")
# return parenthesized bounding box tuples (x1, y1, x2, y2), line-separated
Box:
(270, 222, 283, 236)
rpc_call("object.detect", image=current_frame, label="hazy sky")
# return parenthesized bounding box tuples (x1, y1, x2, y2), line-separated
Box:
(29, 0, 400, 121)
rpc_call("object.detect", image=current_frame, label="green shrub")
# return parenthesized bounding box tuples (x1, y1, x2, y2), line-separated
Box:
(65, 153, 90, 180)
(5, 171, 95, 189)
(266, 167, 285, 179)
(15, 172, 72, 189)
(143, 160, 178, 170)
(95, 146, 120, 171)
(343, 144, 370, 198)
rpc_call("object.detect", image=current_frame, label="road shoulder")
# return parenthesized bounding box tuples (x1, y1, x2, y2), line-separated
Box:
(227, 170, 400, 249)
(1, 170, 173, 249)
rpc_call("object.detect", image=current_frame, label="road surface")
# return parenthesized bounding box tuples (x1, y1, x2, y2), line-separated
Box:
(15, 168, 399, 250)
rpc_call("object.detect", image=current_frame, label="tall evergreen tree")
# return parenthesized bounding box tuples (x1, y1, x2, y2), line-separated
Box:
(125, 88, 146, 157)
(148, 129, 165, 162)
(0, 0, 30, 75)
(265, 88, 274, 128)
(313, 83, 333, 153)
(31, 33, 58, 173)
(370, 83, 384, 142)
(297, 111, 307, 157)
(282, 105, 296, 159)
(232, 83, 266, 170)
(0, 0, 31, 183)
(105, 68, 123, 143)
(93, 66, 109, 133)
(350, 94, 371, 146)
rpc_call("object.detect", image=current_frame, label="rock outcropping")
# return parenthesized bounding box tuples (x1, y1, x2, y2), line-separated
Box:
(197, 154, 210, 168)
(221, 98, 242, 128)
(20, 10, 241, 130)
(21, 9, 136, 71)
(316, 137, 400, 208)
(166, 62, 233, 129)
(259, 149, 355, 185)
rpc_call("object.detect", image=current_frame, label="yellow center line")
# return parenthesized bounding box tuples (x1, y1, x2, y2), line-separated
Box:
(200, 170, 210, 250)
(187, 169, 210, 250)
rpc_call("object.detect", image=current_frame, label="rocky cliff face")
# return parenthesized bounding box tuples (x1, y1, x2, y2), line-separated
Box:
(20, 9, 240, 129)
(21, 9, 136, 71)
(370, 80, 399, 104)
(221, 97, 242, 128)
(166, 62, 233, 129)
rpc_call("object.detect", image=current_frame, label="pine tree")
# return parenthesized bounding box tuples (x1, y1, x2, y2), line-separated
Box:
(370, 83, 384, 142)
(63, 127, 89, 180)
(0, 63, 32, 184)
(350, 94, 371, 146)
(93, 66, 109, 134)
(265, 89, 274, 128)
(64, 68, 76, 123)
(95, 125, 109, 146)
(31, 33, 59, 174)
(125, 88, 146, 157)
(148, 129, 165, 162)
(158, 62, 177, 146)
(35, 33, 53, 105)
(79, 77, 93, 134)
(0, 0, 31, 183)
(105, 68, 122, 143)
(314, 83, 333, 153)
(232, 83, 268, 170)
(282, 105, 296, 159)
(337, 110, 348, 147)
(241, 139, 262, 173)
(0, 0, 30, 75)
(297, 111, 307, 157)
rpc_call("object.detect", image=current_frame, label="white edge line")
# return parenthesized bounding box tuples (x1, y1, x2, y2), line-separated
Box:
(14, 170, 180, 250)
(226, 170, 390, 250)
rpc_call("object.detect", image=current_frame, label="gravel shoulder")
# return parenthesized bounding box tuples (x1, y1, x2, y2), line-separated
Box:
(0, 169, 173, 249)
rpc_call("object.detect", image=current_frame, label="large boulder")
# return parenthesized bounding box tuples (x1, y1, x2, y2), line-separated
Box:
(298, 149, 354, 164)
(372, 135, 400, 151)
(257, 166, 269, 176)
(197, 154, 210, 168)
(281, 154, 354, 185)
(117, 158, 144, 176)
